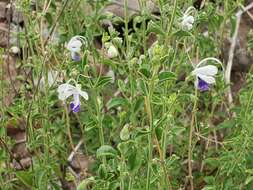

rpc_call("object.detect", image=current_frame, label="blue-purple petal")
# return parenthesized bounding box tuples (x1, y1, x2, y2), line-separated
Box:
(70, 102, 81, 113)
(71, 52, 81, 62)
(198, 78, 209, 92)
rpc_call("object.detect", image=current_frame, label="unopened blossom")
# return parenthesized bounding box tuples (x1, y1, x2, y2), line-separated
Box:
(105, 43, 118, 58)
(191, 58, 222, 92)
(108, 45, 118, 58)
(181, 15, 194, 30)
(67, 36, 86, 61)
(10, 46, 20, 54)
(57, 83, 88, 113)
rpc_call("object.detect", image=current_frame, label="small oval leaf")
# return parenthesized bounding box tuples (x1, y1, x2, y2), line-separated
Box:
(96, 145, 117, 158)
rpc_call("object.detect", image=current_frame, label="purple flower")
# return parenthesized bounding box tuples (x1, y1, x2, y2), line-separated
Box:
(192, 64, 218, 92)
(67, 36, 86, 62)
(71, 52, 81, 62)
(197, 78, 209, 92)
(57, 83, 89, 113)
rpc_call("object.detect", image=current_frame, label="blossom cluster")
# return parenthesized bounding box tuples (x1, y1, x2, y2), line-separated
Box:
(52, 8, 222, 113)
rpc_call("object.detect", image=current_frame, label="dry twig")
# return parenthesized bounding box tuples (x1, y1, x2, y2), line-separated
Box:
(225, 2, 253, 104)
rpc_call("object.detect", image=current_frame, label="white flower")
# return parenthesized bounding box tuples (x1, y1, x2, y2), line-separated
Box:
(67, 38, 82, 52)
(180, 7, 196, 31)
(66, 36, 86, 61)
(181, 15, 194, 30)
(105, 43, 118, 58)
(57, 83, 88, 113)
(10, 46, 20, 54)
(108, 45, 118, 58)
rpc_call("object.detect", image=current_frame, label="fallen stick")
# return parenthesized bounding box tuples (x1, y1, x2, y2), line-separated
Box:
(225, 2, 253, 104)
(67, 139, 84, 162)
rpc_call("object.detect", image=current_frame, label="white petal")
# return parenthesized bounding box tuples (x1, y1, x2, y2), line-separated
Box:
(185, 15, 194, 24)
(58, 90, 74, 101)
(181, 15, 194, 30)
(107, 45, 118, 58)
(57, 83, 75, 93)
(192, 65, 218, 76)
(67, 39, 82, 52)
(57, 83, 77, 101)
(78, 90, 89, 100)
(198, 74, 216, 84)
(73, 94, 81, 106)
(48, 71, 58, 87)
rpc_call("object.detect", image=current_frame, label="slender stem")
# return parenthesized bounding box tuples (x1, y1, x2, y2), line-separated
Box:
(75, 114, 88, 156)
(154, 134, 172, 188)
(65, 105, 75, 151)
(165, 0, 178, 46)
(124, 0, 129, 59)
(128, 174, 133, 190)
(145, 84, 154, 190)
(44, 0, 70, 46)
(188, 87, 198, 190)
(94, 92, 106, 164)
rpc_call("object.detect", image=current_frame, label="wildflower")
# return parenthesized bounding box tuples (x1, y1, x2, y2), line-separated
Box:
(181, 7, 195, 31)
(66, 36, 86, 61)
(105, 43, 118, 58)
(191, 58, 222, 92)
(10, 46, 20, 54)
(57, 83, 88, 113)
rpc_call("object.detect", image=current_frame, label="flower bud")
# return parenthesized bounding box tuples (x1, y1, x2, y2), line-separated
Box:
(107, 45, 118, 58)
(10, 46, 20, 54)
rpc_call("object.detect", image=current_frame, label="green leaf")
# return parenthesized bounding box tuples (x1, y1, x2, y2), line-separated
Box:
(96, 145, 117, 158)
(95, 76, 112, 88)
(98, 164, 108, 179)
(147, 21, 165, 36)
(202, 186, 216, 190)
(77, 177, 95, 190)
(245, 176, 253, 185)
(139, 67, 151, 79)
(45, 12, 53, 26)
(172, 30, 192, 38)
(216, 119, 235, 130)
(128, 147, 142, 173)
(158, 71, 176, 82)
(107, 98, 128, 110)
(139, 79, 149, 95)
(16, 171, 34, 188)
(120, 124, 130, 141)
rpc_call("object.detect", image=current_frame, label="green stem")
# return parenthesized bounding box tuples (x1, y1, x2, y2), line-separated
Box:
(65, 105, 75, 151)
(165, 0, 178, 46)
(188, 87, 198, 190)
(128, 174, 133, 190)
(94, 92, 106, 164)
(145, 81, 154, 190)
(124, 0, 129, 59)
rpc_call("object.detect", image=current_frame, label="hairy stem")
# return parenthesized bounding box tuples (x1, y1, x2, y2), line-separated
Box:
(188, 87, 198, 190)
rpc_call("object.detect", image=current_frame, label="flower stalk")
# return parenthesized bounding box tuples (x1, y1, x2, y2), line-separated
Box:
(188, 87, 198, 190)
